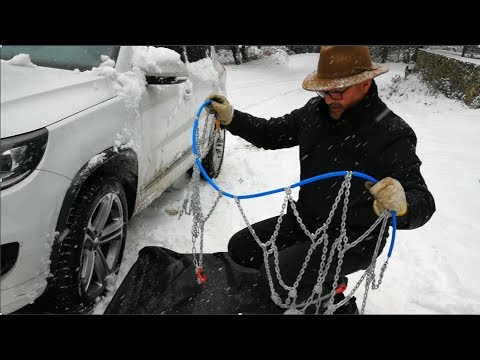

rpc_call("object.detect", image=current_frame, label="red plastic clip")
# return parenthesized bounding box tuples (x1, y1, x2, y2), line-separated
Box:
(196, 267, 207, 284)
(335, 283, 347, 294)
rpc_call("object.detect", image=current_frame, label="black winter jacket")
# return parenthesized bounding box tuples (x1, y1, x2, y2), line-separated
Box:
(225, 80, 436, 241)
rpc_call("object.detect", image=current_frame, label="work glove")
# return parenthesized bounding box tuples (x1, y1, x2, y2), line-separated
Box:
(365, 177, 408, 217)
(206, 93, 234, 126)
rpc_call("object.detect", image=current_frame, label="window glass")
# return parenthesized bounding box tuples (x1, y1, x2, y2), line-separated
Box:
(159, 46, 210, 63)
(0, 46, 120, 71)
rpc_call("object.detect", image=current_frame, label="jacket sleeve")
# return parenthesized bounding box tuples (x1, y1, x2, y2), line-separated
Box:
(223, 102, 309, 150)
(376, 126, 436, 230)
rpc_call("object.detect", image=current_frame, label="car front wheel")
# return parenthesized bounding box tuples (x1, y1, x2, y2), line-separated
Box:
(48, 176, 128, 313)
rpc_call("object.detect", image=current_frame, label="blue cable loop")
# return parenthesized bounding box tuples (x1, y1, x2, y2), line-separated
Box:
(194, 100, 396, 257)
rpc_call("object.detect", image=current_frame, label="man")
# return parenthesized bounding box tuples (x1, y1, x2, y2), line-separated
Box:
(206, 46, 436, 311)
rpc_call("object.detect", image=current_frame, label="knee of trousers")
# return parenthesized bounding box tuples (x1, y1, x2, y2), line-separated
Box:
(227, 229, 254, 264)
(227, 231, 243, 255)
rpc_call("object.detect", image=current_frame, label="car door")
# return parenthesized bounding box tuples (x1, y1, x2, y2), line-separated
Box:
(139, 45, 223, 191)
(138, 46, 194, 191)
(169, 46, 224, 162)
(167, 45, 218, 162)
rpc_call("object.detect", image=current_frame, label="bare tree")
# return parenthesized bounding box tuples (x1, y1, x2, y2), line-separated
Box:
(461, 45, 469, 57)
(240, 45, 248, 62)
(230, 46, 241, 65)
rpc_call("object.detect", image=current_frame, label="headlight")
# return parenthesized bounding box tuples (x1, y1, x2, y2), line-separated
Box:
(1, 128, 48, 190)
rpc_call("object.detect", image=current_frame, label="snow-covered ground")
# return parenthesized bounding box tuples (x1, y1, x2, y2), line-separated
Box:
(93, 53, 480, 314)
(422, 48, 480, 65)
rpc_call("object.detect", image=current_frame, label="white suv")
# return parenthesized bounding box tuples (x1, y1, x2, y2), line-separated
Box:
(0, 45, 227, 314)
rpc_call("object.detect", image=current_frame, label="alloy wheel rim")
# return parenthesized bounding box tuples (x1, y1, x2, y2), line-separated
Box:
(80, 192, 124, 299)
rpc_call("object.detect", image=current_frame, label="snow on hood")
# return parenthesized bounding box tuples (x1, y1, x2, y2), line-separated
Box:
(1, 46, 217, 139)
(85, 56, 147, 112)
(1, 50, 151, 138)
(1, 62, 115, 138)
(2, 53, 37, 68)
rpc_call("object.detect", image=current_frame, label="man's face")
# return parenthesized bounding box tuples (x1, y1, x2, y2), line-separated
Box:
(320, 80, 372, 120)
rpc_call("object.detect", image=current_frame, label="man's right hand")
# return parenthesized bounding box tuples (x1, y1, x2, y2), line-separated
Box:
(206, 94, 234, 126)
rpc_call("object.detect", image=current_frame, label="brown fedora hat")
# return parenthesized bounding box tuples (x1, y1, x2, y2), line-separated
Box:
(302, 46, 389, 91)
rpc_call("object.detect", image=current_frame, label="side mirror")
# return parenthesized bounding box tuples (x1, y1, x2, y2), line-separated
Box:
(133, 46, 188, 85)
(145, 75, 187, 85)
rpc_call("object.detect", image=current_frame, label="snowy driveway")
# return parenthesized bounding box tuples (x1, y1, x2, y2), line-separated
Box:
(94, 54, 480, 314)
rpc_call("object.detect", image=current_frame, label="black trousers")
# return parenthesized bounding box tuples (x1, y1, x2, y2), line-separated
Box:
(228, 214, 386, 296)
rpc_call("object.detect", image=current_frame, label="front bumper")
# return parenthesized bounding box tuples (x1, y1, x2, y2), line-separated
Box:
(1, 169, 70, 314)
(1, 274, 49, 314)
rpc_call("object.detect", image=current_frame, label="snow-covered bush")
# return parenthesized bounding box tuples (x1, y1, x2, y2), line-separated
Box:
(246, 46, 263, 60)
(216, 49, 236, 64)
(383, 73, 440, 105)
(216, 46, 290, 65)
(256, 46, 289, 64)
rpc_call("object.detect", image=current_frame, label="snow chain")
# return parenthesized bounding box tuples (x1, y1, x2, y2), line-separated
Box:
(182, 112, 390, 313)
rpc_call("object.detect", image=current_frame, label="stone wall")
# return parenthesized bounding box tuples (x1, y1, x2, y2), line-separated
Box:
(416, 50, 480, 108)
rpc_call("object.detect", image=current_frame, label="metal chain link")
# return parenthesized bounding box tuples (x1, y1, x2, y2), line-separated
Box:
(180, 112, 222, 270)
(324, 173, 352, 314)
(281, 174, 351, 310)
(371, 259, 389, 290)
(257, 173, 351, 309)
(232, 172, 392, 313)
(360, 212, 389, 313)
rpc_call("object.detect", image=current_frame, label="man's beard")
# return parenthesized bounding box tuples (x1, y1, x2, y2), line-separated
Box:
(328, 104, 344, 120)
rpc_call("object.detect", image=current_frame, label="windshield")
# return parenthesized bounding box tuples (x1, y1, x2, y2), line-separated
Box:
(0, 46, 120, 71)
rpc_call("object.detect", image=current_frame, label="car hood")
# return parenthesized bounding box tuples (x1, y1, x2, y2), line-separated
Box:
(1, 63, 116, 138)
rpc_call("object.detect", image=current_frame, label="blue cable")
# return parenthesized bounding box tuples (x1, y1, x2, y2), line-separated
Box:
(194, 100, 396, 257)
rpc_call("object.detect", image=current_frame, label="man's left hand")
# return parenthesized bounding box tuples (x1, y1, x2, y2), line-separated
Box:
(365, 177, 408, 216)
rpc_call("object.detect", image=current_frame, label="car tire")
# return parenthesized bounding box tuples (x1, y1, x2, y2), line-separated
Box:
(48, 176, 128, 313)
(202, 128, 226, 179)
